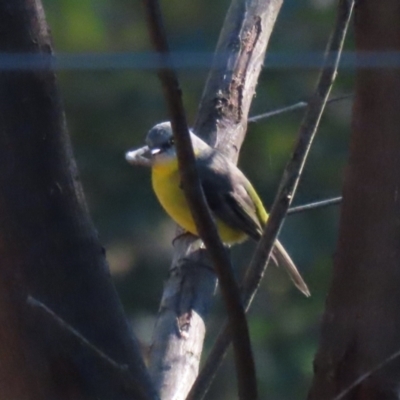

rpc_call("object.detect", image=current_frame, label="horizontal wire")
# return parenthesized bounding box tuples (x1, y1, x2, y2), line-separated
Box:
(0, 51, 399, 71)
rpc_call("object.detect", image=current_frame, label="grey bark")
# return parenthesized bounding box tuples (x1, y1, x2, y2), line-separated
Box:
(148, 1, 284, 399)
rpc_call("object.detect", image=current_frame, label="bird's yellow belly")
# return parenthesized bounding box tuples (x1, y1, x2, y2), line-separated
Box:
(152, 164, 246, 244)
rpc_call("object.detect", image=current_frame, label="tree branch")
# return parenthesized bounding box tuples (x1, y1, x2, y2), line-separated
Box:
(144, 1, 285, 399)
(243, 0, 353, 315)
(332, 346, 400, 400)
(27, 296, 128, 371)
(187, 1, 354, 398)
(142, 1, 291, 399)
(27, 295, 157, 399)
(287, 196, 342, 215)
(249, 93, 353, 123)
(193, 0, 284, 163)
(142, 1, 257, 399)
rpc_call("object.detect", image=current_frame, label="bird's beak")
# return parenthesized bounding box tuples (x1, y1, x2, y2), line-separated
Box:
(150, 147, 161, 155)
(125, 146, 153, 168)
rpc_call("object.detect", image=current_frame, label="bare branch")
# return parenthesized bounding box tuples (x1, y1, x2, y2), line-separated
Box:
(249, 93, 353, 123)
(332, 347, 400, 400)
(142, 1, 257, 399)
(187, 1, 354, 399)
(288, 196, 342, 215)
(27, 295, 155, 400)
(144, 1, 286, 399)
(244, 0, 354, 312)
(27, 296, 129, 371)
(194, 1, 284, 163)
(143, 1, 290, 399)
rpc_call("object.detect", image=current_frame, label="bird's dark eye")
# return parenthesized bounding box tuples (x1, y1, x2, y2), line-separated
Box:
(161, 137, 174, 151)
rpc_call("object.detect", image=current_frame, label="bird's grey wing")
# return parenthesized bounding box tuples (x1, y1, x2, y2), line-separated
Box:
(196, 150, 310, 297)
(196, 151, 262, 241)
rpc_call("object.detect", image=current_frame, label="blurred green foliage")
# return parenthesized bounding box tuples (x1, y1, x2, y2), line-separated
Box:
(42, 0, 352, 398)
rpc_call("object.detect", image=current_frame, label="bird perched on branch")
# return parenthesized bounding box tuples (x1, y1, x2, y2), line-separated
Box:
(126, 121, 310, 297)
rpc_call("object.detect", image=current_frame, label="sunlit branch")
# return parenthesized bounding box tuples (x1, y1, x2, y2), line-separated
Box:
(142, 1, 257, 399)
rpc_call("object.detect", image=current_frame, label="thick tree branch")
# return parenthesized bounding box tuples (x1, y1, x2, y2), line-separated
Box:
(144, 1, 284, 399)
(187, 1, 354, 399)
(144, 0, 282, 399)
(142, 1, 257, 399)
(194, 0, 284, 162)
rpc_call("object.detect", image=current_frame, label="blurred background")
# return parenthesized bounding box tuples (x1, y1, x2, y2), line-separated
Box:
(42, 0, 353, 398)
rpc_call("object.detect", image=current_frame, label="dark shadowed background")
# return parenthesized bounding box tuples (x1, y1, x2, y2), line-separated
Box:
(42, 0, 352, 398)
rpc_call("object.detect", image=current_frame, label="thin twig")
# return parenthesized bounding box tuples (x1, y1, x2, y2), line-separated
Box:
(244, 0, 353, 316)
(187, 1, 354, 399)
(142, 1, 257, 399)
(332, 347, 400, 400)
(249, 93, 353, 123)
(27, 295, 128, 370)
(288, 196, 342, 215)
(27, 296, 156, 400)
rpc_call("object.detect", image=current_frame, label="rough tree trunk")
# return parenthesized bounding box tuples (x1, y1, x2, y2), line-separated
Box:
(0, 1, 156, 399)
(308, 1, 400, 399)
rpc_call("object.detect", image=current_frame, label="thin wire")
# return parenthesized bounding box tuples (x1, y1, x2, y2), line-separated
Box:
(0, 51, 399, 70)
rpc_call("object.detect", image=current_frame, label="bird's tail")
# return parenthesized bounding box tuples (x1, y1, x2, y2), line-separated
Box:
(271, 240, 310, 297)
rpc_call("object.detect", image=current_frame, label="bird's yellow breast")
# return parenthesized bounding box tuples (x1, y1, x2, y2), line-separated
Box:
(151, 160, 246, 244)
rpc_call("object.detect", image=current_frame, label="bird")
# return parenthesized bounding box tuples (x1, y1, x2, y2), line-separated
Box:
(125, 121, 310, 297)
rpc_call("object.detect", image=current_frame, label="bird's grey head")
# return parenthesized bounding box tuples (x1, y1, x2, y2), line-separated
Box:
(145, 122, 176, 163)
(145, 121, 210, 164)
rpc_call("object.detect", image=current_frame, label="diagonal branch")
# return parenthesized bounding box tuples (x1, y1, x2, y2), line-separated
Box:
(187, 1, 355, 399)
(27, 296, 128, 371)
(27, 295, 156, 400)
(142, 1, 257, 399)
(332, 346, 400, 400)
(144, 1, 285, 399)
